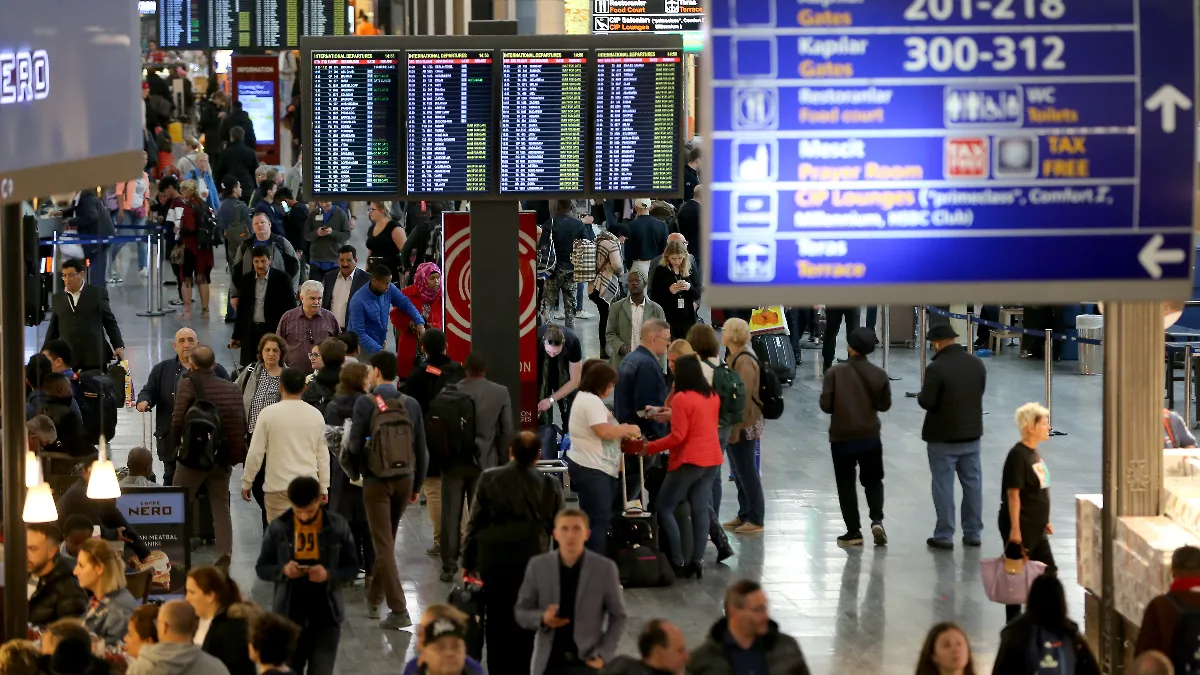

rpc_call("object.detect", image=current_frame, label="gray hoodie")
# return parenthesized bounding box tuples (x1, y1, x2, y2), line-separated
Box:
(127, 642, 231, 675)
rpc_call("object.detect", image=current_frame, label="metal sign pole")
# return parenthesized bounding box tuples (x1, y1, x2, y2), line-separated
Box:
(1046, 328, 1067, 436)
(1187, 346, 1194, 428)
(881, 306, 900, 381)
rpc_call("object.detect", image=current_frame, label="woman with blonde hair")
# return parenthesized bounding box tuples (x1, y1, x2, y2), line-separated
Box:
(722, 318, 765, 534)
(175, 178, 216, 319)
(74, 539, 138, 645)
(648, 239, 701, 339)
(0, 639, 40, 675)
(999, 401, 1057, 622)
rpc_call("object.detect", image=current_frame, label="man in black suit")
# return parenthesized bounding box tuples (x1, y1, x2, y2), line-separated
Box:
(231, 246, 298, 366)
(44, 258, 124, 372)
(219, 126, 258, 204)
(322, 245, 369, 330)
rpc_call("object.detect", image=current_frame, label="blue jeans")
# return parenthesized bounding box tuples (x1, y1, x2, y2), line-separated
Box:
(727, 436, 765, 526)
(85, 244, 109, 289)
(567, 457, 619, 553)
(656, 464, 718, 565)
(115, 212, 149, 272)
(927, 440, 984, 543)
(711, 427, 729, 519)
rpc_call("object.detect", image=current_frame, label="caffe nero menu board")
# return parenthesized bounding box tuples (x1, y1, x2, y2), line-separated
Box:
(159, 0, 347, 49)
(593, 48, 683, 194)
(499, 50, 588, 194)
(309, 51, 400, 196)
(406, 49, 495, 196)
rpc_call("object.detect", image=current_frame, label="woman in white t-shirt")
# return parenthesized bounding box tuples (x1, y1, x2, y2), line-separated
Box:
(567, 359, 643, 553)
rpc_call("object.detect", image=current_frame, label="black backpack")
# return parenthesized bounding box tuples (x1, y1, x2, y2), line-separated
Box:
(734, 352, 785, 420)
(1169, 595, 1200, 673)
(73, 371, 119, 444)
(177, 375, 226, 471)
(190, 202, 219, 250)
(426, 383, 477, 464)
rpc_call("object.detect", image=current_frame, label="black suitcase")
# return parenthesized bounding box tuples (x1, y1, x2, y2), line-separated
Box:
(448, 581, 485, 660)
(752, 333, 797, 385)
(609, 455, 674, 588)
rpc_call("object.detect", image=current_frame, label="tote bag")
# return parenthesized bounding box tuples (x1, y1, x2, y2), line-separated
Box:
(981, 554, 1046, 605)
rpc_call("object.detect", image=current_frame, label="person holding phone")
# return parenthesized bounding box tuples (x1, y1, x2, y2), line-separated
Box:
(256, 476, 360, 675)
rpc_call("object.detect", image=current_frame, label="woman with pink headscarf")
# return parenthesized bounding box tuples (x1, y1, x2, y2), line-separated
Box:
(391, 262, 444, 379)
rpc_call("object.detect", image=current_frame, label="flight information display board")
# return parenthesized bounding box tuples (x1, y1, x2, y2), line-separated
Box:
(164, 0, 349, 49)
(593, 49, 683, 195)
(406, 49, 495, 196)
(159, 0, 204, 48)
(309, 51, 400, 196)
(499, 50, 588, 195)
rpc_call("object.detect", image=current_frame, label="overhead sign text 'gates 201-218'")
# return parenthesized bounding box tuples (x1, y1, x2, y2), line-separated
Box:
(704, 0, 1199, 305)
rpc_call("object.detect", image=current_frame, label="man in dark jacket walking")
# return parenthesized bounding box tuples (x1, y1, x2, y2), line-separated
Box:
(1136, 545, 1200, 661)
(231, 246, 298, 367)
(136, 327, 230, 486)
(624, 198, 669, 279)
(687, 580, 810, 675)
(60, 190, 116, 289)
(602, 619, 688, 675)
(220, 126, 259, 202)
(819, 327, 892, 548)
(170, 345, 249, 568)
(27, 522, 88, 627)
(917, 323, 987, 550)
(256, 476, 359, 675)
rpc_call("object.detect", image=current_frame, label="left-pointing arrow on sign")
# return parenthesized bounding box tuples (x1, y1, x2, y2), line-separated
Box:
(1145, 85, 1194, 133)
(1139, 234, 1186, 279)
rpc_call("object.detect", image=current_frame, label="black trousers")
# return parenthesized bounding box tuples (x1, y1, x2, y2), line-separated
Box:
(786, 307, 812, 353)
(289, 615, 340, 675)
(831, 441, 884, 532)
(822, 307, 861, 370)
(480, 551, 539, 675)
(350, 520, 375, 573)
(441, 462, 482, 573)
(240, 322, 270, 367)
(998, 518, 1058, 622)
(589, 289, 611, 357)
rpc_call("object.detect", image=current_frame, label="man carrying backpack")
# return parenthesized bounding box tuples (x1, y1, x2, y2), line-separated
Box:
(402, 329, 466, 560)
(436, 351, 515, 583)
(1137, 545, 1200, 670)
(345, 351, 428, 630)
(818, 327, 892, 548)
(169, 345, 249, 569)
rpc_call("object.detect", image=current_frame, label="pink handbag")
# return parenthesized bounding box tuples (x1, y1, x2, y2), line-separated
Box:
(980, 554, 1046, 605)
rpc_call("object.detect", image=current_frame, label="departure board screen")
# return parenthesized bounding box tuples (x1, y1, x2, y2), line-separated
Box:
(208, 0, 252, 48)
(309, 52, 400, 195)
(302, 0, 349, 39)
(159, 0, 204, 48)
(593, 49, 682, 195)
(254, 0, 298, 49)
(199, 0, 348, 48)
(406, 50, 495, 196)
(499, 50, 588, 195)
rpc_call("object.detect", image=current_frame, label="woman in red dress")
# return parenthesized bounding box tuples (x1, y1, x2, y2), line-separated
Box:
(177, 179, 215, 320)
(391, 262, 443, 378)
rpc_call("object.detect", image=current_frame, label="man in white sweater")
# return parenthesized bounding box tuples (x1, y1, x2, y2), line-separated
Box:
(240, 367, 330, 522)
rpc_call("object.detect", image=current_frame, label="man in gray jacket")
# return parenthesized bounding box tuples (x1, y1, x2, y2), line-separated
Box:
(818, 327, 892, 548)
(687, 580, 810, 675)
(516, 508, 627, 674)
(127, 600, 231, 675)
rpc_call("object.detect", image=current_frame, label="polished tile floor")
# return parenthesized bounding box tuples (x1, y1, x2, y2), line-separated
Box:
(46, 220, 1116, 673)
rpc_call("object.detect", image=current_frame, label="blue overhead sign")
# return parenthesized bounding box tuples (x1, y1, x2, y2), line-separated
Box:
(703, 0, 1199, 305)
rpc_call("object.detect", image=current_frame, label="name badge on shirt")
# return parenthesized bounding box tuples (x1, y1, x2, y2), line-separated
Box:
(318, 212, 326, 222)
(678, 297, 685, 309)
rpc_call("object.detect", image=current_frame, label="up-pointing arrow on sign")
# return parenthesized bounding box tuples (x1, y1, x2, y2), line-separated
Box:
(1139, 234, 1186, 279)
(1145, 85, 1193, 133)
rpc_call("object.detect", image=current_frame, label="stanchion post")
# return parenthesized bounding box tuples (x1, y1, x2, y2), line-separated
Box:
(136, 227, 170, 318)
(1045, 328, 1067, 436)
(906, 306, 928, 398)
(1186, 346, 1194, 428)
(967, 312, 975, 355)
(881, 305, 900, 381)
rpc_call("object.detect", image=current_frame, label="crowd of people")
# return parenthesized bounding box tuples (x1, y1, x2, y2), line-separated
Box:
(15, 109, 1197, 675)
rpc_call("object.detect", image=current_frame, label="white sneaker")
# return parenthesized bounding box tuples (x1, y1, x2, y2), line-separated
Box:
(575, 310, 593, 319)
(551, 310, 565, 320)
(139, 269, 149, 279)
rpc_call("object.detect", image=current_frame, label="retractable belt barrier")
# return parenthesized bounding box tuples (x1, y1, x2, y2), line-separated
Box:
(48, 228, 172, 317)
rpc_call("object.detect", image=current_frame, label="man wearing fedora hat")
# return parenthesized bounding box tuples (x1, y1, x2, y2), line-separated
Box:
(819, 327, 892, 548)
(918, 323, 987, 550)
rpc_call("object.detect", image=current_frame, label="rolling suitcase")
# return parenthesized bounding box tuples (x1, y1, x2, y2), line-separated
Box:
(889, 305, 918, 347)
(609, 454, 675, 587)
(751, 333, 796, 385)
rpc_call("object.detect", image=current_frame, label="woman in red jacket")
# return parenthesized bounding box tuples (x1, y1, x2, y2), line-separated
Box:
(643, 354, 723, 579)
(391, 261, 443, 378)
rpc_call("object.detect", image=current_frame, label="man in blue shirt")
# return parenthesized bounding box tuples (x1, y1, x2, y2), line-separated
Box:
(614, 318, 671, 506)
(347, 266, 425, 356)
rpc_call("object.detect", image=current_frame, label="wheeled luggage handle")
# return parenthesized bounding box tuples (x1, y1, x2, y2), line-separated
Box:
(620, 453, 648, 515)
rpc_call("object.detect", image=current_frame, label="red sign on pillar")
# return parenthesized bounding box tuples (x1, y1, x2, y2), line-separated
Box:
(440, 210, 539, 430)
(518, 211, 538, 430)
(443, 212, 472, 365)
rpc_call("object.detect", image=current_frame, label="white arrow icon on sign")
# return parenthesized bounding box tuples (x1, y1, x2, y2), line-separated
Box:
(1145, 85, 1193, 133)
(1139, 234, 1186, 279)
